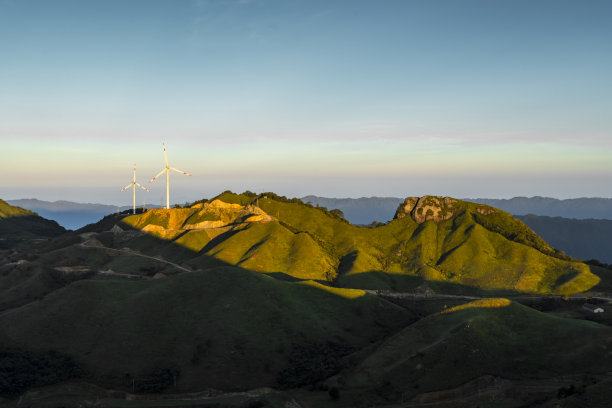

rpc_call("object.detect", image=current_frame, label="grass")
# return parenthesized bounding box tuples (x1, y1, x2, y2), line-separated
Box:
(0, 199, 36, 218)
(338, 299, 612, 406)
(0, 199, 65, 241)
(0, 264, 412, 393)
(99, 191, 607, 295)
(441, 297, 511, 313)
(253, 193, 601, 295)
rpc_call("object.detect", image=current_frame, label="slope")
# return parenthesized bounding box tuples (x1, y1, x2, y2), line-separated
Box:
(335, 298, 612, 406)
(0, 199, 66, 250)
(0, 265, 411, 394)
(256, 193, 601, 294)
(106, 192, 605, 295)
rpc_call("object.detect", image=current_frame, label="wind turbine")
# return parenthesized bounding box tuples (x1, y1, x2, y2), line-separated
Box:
(120, 164, 149, 214)
(149, 143, 192, 209)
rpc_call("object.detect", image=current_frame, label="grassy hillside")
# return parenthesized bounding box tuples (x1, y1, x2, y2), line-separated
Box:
(0, 266, 411, 393)
(0, 199, 65, 244)
(102, 192, 605, 295)
(335, 298, 612, 406)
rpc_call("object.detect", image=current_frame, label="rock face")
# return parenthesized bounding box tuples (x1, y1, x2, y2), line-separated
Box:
(189, 200, 275, 226)
(394, 196, 463, 223)
(123, 199, 275, 232)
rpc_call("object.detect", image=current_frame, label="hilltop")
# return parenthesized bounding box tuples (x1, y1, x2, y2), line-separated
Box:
(305, 195, 612, 264)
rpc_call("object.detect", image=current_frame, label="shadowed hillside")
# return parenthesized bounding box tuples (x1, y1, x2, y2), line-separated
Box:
(0, 199, 66, 250)
(0, 220, 413, 400)
(335, 299, 612, 407)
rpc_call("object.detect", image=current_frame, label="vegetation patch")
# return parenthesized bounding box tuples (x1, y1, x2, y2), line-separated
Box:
(441, 297, 511, 314)
(277, 342, 355, 389)
(0, 347, 81, 397)
(297, 280, 365, 299)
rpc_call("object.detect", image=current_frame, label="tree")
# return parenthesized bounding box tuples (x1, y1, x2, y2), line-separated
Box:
(330, 209, 345, 219)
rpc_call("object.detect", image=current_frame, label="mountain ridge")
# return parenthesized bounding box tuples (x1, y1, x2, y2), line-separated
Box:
(109, 191, 603, 295)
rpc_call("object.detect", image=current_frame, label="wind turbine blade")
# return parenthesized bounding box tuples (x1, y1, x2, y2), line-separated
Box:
(170, 167, 192, 176)
(149, 168, 167, 183)
(120, 183, 133, 192)
(135, 182, 150, 192)
(163, 143, 168, 166)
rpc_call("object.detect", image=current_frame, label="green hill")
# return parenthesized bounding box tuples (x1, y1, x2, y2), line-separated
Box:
(0, 199, 65, 241)
(0, 265, 411, 394)
(335, 298, 612, 406)
(112, 192, 603, 295)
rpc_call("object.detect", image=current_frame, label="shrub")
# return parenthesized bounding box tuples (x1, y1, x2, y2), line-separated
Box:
(0, 348, 81, 397)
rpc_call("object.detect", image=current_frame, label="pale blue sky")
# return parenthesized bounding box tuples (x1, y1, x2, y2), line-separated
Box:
(1, 0, 611, 204)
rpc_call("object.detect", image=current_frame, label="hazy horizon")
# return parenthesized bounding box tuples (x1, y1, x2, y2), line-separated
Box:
(5, 192, 612, 208)
(2, 0, 611, 205)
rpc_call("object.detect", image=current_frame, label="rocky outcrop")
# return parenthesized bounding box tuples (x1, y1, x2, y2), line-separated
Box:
(475, 206, 496, 216)
(394, 196, 462, 223)
(126, 199, 275, 232)
(186, 200, 274, 227)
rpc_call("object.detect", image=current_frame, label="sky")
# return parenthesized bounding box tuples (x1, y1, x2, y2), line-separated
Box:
(1, 0, 611, 205)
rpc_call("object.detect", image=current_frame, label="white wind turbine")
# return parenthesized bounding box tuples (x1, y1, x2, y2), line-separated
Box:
(149, 143, 192, 209)
(120, 164, 149, 214)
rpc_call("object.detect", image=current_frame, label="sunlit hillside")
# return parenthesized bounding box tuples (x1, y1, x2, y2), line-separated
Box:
(114, 191, 604, 295)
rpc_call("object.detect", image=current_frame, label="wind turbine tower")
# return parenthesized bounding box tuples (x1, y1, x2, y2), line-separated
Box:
(120, 164, 149, 214)
(149, 143, 192, 209)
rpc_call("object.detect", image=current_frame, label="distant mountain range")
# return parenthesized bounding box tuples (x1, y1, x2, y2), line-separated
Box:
(302, 196, 612, 223)
(7, 199, 162, 230)
(516, 215, 612, 264)
(466, 196, 612, 220)
(301, 195, 403, 225)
